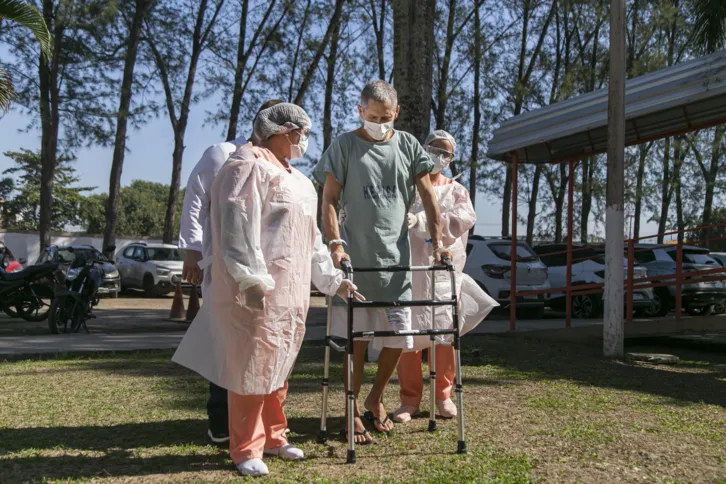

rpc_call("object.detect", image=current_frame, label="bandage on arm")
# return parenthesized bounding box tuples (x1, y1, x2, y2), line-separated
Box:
(219, 162, 275, 293)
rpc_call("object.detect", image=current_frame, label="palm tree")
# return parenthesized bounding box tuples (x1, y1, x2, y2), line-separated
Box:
(0, 0, 53, 112)
(692, 0, 726, 54)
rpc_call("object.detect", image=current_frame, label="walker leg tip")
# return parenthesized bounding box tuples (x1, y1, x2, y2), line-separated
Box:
(428, 420, 437, 432)
(457, 441, 467, 454)
(318, 430, 327, 443)
(347, 450, 356, 464)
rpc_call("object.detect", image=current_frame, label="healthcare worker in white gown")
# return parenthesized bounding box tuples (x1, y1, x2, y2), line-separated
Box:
(392, 130, 498, 424)
(178, 99, 283, 444)
(173, 103, 362, 477)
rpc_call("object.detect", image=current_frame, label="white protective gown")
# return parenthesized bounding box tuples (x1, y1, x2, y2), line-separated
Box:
(173, 144, 343, 395)
(408, 180, 498, 351)
(178, 136, 247, 293)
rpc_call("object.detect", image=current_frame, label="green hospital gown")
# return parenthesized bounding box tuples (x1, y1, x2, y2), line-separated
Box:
(313, 130, 433, 302)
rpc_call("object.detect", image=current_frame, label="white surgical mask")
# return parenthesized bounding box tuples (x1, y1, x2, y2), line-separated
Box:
(288, 133, 308, 161)
(361, 118, 394, 141)
(431, 153, 451, 174)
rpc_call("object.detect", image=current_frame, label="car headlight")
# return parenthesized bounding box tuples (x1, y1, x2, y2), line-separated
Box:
(105, 270, 120, 279)
(157, 267, 171, 276)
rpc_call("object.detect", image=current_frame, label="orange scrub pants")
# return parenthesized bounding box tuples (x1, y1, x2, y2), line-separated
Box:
(228, 381, 288, 464)
(397, 345, 456, 407)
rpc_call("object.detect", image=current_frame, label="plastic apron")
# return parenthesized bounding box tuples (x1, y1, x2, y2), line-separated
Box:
(408, 181, 498, 351)
(173, 146, 342, 395)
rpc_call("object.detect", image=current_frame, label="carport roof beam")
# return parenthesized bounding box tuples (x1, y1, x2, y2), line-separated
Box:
(487, 49, 726, 163)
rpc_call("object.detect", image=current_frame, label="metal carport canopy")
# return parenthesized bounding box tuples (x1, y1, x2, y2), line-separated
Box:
(487, 49, 726, 163)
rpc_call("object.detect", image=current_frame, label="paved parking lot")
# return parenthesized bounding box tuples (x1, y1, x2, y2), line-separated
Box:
(9, 293, 724, 358)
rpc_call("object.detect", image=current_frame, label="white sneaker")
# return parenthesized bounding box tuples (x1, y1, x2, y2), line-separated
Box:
(437, 398, 458, 419)
(392, 404, 420, 423)
(236, 458, 269, 477)
(263, 443, 305, 461)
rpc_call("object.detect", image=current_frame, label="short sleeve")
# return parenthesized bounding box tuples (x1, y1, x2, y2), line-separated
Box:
(409, 134, 434, 176)
(313, 136, 347, 186)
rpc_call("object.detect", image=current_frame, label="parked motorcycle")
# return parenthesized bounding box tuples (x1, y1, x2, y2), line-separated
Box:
(49, 251, 104, 334)
(0, 263, 59, 321)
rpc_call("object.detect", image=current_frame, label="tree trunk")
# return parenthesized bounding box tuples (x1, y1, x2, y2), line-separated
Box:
(633, 143, 650, 239)
(527, 1, 561, 243)
(526, 164, 542, 245)
(161, 0, 221, 244)
(674, 137, 684, 244)
(580, 157, 593, 243)
(434, 0, 457, 130)
(293, 0, 345, 105)
(38, 0, 61, 250)
(288, 0, 312, 102)
(370, 0, 388, 80)
(500, 0, 556, 237)
(701, 126, 725, 247)
(323, 15, 341, 152)
(103, 0, 154, 257)
(657, 138, 672, 244)
(225, 0, 249, 141)
(392, 0, 436, 143)
(469, 0, 482, 226)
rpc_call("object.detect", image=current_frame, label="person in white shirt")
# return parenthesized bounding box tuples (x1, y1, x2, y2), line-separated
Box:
(178, 99, 283, 444)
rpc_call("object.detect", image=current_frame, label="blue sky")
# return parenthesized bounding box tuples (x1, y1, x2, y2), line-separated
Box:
(0, 93, 515, 236)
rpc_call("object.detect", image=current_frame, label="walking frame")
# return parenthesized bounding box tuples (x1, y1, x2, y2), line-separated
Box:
(319, 258, 466, 464)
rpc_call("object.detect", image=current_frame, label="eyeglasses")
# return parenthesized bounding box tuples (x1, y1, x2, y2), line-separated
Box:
(427, 146, 455, 161)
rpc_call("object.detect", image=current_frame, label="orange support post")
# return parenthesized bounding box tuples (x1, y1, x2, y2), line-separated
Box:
(566, 159, 574, 328)
(626, 239, 634, 321)
(510, 152, 518, 331)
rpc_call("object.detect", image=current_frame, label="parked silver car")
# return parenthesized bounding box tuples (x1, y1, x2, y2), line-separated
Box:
(116, 243, 186, 297)
(533, 243, 653, 319)
(632, 244, 726, 316)
(463, 236, 550, 318)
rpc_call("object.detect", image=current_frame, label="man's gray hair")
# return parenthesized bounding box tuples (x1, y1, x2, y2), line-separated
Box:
(360, 80, 398, 109)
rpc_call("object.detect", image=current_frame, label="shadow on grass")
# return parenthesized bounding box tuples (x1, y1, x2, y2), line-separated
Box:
(0, 419, 210, 454)
(460, 334, 726, 407)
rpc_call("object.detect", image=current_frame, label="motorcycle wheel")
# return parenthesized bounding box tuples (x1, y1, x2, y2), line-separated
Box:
(19, 284, 55, 322)
(3, 306, 19, 318)
(48, 297, 72, 334)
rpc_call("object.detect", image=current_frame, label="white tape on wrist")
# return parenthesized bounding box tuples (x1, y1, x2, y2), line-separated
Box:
(328, 239, 347, 249)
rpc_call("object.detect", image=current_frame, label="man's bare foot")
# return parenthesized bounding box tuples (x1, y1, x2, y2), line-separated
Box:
(342, 415, 373, 444)
(363, 397, 394, 433)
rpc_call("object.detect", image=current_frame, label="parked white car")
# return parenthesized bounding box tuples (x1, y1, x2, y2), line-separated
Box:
(116, 243, 186, 297)
(533, 243, 654, 319)
(463, 236, 550, 318)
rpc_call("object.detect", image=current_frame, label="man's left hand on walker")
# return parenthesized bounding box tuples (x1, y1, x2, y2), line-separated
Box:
(434, 246, 453, 264)
(183, 250, 204, 286)
(336, 279, 365, 302)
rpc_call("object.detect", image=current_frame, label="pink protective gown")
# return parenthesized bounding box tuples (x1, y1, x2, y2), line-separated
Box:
(398, 179, 498, 409)
(172, 144, 343, 396)
(407, 180, 498, 351)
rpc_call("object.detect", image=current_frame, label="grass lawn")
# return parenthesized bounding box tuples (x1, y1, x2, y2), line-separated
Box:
(1, 335, 725, 483)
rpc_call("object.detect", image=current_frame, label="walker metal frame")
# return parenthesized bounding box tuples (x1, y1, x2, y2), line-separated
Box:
(319, 259, 466, 464)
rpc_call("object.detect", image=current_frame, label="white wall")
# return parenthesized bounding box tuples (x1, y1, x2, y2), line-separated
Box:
(0, 232, 163, 265)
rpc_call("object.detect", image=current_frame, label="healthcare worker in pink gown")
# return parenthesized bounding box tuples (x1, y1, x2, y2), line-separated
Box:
(173, 103, 362, 477)
(392, 130, 498, 424)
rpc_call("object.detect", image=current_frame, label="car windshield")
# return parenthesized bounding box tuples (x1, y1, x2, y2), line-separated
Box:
(489, 243, 539, 262)
(58, 248, 106, 264)
(146, 248, 184, 262)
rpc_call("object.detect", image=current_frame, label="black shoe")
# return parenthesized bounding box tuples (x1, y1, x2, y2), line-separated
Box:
(207, 428, 229, 444)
